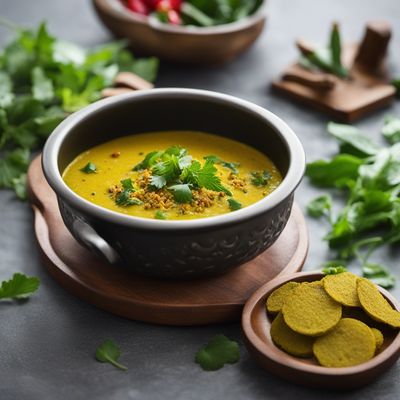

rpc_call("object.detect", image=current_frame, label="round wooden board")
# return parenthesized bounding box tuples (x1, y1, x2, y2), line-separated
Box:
(27, 155, 308, 326)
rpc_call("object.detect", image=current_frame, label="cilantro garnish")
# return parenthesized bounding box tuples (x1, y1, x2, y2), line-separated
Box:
(80, 162, 97, 174)
(115, 178, 142, 206)
(307, 117, 400, 287)
(228, 198, 242, 211)
(133, 147, 232, 204)
(0, 20, 158, 199)
(250, 170, 271, 187)
(195, 334, 240, 371)
(322, 264, 348, 275)
(95, 340, 127, 371)
(204, 155, 240, 175)
(0, 273, 40, 300)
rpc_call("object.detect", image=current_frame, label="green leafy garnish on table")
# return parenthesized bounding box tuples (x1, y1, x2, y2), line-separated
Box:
(306, 118, 400, 288)
(362, 263, 395, 289)
(0, 272, 40, 300)
(298, 23, 348, 78)
(195, 334, 240, 371)
(80, 162, 97, 174)
(0, 20, 158, 199)
(95, 339, 127, 371)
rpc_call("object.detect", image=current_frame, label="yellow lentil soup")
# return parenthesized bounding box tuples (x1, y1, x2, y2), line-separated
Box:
(62, 131, 282, 220)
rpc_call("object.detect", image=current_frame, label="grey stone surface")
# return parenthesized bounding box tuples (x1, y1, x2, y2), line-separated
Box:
(0, 0, 400, 399)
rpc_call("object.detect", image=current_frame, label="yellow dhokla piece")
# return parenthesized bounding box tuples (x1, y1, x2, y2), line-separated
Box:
(282, 282, 342, 336)
(357, 278, 400, 328)
(371, 328, 384, 350)
(323, 272, 361, 307)
(270, 312, 314, 357)
(313, 318, 376, 367)
(266, 282, 299, 314)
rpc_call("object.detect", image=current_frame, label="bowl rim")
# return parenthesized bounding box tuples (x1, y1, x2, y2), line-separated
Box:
(42, 88, 305, 230)
(94, 0, 268, 35)
(242, 271, 400, 377)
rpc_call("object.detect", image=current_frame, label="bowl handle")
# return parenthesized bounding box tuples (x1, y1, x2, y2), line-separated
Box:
(72, 219, 120, 264)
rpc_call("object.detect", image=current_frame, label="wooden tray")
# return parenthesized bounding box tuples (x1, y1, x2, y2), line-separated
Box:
(27, 155, 308, 326)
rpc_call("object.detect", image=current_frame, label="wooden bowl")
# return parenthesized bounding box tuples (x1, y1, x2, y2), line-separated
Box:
(242, 271, 400, 390)
(92, 0, 267, 64)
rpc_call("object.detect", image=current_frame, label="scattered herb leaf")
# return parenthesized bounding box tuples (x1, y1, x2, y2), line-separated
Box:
(228, 198, 242, 211)
(382, 116, 400, 145)
(204, 155, 240, 175)
(169, 183, 193, 203)
(250, 170, 271, 187)
(95, 340, 127, 371)
(0, 273, 40, 300)
(307, 195, 332, 220)
(195, 334, 240, 371)
(80, 162, 97, 174)
(155, 210, 167, 220)
(362, 263, 395, 289)
(322, 264, 348, 275)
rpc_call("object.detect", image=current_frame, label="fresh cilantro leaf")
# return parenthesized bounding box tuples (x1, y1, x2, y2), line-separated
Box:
(0, 71, 14, 108)
(327, 122, 380, 157)
(0, 148, 29, 189)
(362, 263, 395, 289)
(195, 334, 240, 371)
(307, 195, 332, 219)
(121, 178, 134, 191)
(382, 116, 400, 145)
(0, 273, 40, 300)
(133, 151, 163, 171)
(80, 162, 97, 174)
(95, 340, 127, 371)
(115, 191, 142, 207)
(32, 66, 54, 102)
(228, 198, 242, 211)
(306, 154, 363, 187)
(250, 170, 271, 187)
(11, 173, 27, 200)
(169, 184, 192, 203)
(155, 210, 167, 220)
(204, 155, 240, 174)
(182, 160, 232, 195)
(150, 174, 167, 189)
(152, 154, 181, 182)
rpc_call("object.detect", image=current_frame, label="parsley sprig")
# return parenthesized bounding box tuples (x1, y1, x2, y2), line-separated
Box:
(306, 118, 400, 288)
(0, 272, 40, 300)
(134, 146, 232, 204)
(0, 20, 158, 199)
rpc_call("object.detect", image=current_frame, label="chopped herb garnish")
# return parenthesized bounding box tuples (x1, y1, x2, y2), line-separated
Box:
(95, 340, 127, 371)
(115, 178, 142, 207)
(169, 183, 193, 203)
(322, 264, 348, 275)
(80, 162, 97, 174)
(132, 147, 232, 204)
(250, 170, 271, 186)
(0, 273, 40, 300)
(155, 210, 167, 220)
(228, 198, 242, 211)
(195, 334, 240, 371)
(204, 155, 240, 175)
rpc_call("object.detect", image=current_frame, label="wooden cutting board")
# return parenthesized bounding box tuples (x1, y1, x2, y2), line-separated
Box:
(27, 155, 308, 326)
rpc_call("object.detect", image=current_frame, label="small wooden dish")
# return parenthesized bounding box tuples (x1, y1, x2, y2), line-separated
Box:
(92, 0, 267, 64)
(242, 271, 400, 390)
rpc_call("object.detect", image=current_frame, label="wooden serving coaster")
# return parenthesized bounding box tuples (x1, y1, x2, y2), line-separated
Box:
(27, 156, 308, 326)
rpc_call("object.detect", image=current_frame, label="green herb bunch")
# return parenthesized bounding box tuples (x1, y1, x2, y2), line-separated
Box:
(299, 22, 348, 78)
(306, 118, 400, 288)
(133, 146, 232, 203)
(0, 20, 158, 199)
(180, 0, 263, 27)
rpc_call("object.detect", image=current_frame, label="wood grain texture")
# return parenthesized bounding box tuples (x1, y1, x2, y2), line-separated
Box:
(273, 43, 396, 122)
(242, 272, 400, 390)
(28, 155, 308, 326)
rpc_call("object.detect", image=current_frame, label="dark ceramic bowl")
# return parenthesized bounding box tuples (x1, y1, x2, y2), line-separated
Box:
(92, 0, 267, 64)
(42, 89, 305, 279)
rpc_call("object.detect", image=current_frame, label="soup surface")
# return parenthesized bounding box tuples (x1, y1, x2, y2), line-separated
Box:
(63, 131, 282, 220)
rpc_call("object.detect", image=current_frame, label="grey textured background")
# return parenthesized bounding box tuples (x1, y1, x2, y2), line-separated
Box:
(0, 0, 400, 399)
